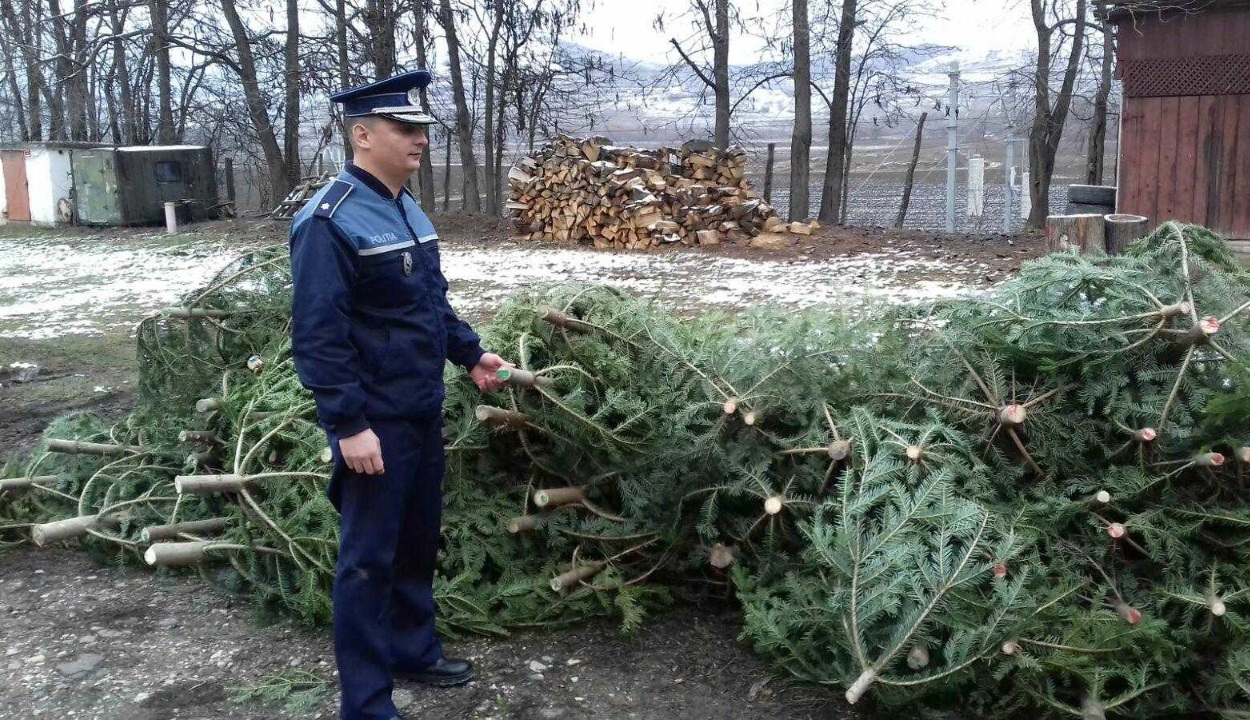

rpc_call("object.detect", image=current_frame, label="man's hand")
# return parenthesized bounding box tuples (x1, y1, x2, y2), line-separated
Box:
(469, 353, 514, 392)
(338, 429, 384, 475)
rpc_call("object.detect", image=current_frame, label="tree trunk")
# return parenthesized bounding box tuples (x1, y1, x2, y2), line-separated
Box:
(788, 0, 811, 221)
(283, 0, 301, 188)
(0, 23, 29, 140)
(713, 0, 730, 148)
(149, 0, 175, 144)
(413, 0, 435, 210)
(364, 0, 396, 77)
(438, 0, 481, 212)
(894, 112, 927, 228)
(220, 0, 290, 203)
(335, 0, 352, 162)
(108, 0, 139, 144)
(1086, 20, 1113, 186)
(1027, 0, 1087, 229)
(818, 0, 857, 223)
(482, 0, 505, 215)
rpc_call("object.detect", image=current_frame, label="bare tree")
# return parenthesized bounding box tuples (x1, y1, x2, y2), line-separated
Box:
(667, 0, 732, 148)
(1086, 17, 1113, 185)
(437, 0, 481, 212)
(149, 0, 176, 143)
(413, 0, 436, 210)
(817, 0, 856, 223)
(789, 0, 811, 221)
(1027, 0, 1088, 228)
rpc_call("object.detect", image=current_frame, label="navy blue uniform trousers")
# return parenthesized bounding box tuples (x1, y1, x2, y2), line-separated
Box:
(327, 417, 444, 720)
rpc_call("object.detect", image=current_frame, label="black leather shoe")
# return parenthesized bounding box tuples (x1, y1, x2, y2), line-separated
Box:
(397, 657, 475, 687)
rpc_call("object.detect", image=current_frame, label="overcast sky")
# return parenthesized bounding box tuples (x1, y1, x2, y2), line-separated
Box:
(570, 0, 1038, 68)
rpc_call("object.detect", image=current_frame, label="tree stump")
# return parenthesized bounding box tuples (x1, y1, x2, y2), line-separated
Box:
(1104, 213, 1148, 255)
(1045, 214, 1106, 255)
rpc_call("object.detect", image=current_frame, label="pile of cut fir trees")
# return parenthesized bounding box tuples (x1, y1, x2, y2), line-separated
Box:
(2, 222, 1250, 718)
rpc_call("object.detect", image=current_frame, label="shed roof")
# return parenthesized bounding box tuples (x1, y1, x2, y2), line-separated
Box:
(1105, 0, 1250, 21)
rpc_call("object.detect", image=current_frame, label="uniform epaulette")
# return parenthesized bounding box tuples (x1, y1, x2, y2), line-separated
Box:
(313, 180, 355, 219)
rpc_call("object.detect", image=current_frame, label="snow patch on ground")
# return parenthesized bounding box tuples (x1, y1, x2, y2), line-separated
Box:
(442, 242, 980, 316)
(0, 235, 264, 339)
(0, 234, 984, 339)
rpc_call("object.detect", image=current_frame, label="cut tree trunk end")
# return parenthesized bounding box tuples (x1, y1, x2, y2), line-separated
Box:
(1195, 452, 1225, 468)
(905, 445, 924, 462)
(0, 475, 57, 492)
(1113, 599, 1141, 624)
(178, 430, 221, 444)
(497, 367, 550, 388)
(533, 486, 585, 509)
(742, 411, 759, 426)
(1103, 214, 1148, 255)
(1045, 214, 1106, 254)
(538, 306, 591, 333)
(475, 405, 530, 429)
(162, 307, 234, 319)
(722, 398, 739, 415)
(1001, 641, 1021, 655)
(845, 669, 875, 704)
(1093, 490, 1112, 504)
(32, 515, 102, 546)
(140, 517, 231, 543)
(144, 540, 214, 567)
(999, 405, 1028, 427)
(174, 473, 249, 495)
(827, 440, 852, 461)
(1134, 427, 1158, 443)
(763, 496, 784, 515)
(550, 561, 604, 592)
(1180, 317, 1220, 346)
(1159, 302, 1191, 319)
(507, 515, 539, 533)
(195, 398, 222, 413)
(1081, 697, 1108, 720)
(906, 643, 930, 670)
(708, 542, 736, 569)
(1209, 595, 1228, 616)
(1237, 447, 1250, 464)
(46, 439, 145, 457)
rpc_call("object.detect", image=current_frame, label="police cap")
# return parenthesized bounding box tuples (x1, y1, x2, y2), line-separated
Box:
(331, 70, 434, 125)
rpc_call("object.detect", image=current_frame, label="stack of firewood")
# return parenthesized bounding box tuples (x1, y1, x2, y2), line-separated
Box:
(507, 136, 819, 249)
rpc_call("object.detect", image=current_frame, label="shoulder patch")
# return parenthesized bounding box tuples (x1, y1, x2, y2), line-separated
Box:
(312, 180, 355, 219)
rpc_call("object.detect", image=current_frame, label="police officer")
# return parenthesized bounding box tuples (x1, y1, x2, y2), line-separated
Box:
(289, 69, 511, 720)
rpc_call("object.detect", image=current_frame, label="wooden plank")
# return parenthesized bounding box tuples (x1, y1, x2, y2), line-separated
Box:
(1117, 98, 1141, 215)
(1213, 94, 1240, 234)
(1156, 96, 1181, 223)
(1232, 93, 1250, 239)
(1193, 95, 1218, 228)
(1139, 96, 1164, 228)
(1174, 96, 1201, 224)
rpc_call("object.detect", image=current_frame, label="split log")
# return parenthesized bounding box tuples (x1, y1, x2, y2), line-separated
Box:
(195, 397, 221, 413)
(1103, 213, 1148, 255)
(1045, 214, 1106, 254)
(141, 517, 232, 542)
(46, 439, 145, 456)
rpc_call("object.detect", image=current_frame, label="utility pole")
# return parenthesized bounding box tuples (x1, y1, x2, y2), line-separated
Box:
(1004, 126, 1015, 233)
(945, 62, 960, 233)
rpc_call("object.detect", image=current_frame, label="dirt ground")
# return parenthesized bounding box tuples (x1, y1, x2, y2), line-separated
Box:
(0, 213, 1036, 719)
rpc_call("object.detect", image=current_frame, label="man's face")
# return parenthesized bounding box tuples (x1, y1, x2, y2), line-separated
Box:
(358, 117, 429, 175)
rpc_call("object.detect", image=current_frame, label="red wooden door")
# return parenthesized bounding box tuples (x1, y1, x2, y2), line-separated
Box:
(2, 150, 30, 222)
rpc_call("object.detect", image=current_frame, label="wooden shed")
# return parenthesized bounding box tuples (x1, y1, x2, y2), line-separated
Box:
(1109, 0, 1250, 242)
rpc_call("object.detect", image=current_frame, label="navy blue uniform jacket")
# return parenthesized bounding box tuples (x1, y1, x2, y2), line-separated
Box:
(289, 164, 484, 437)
